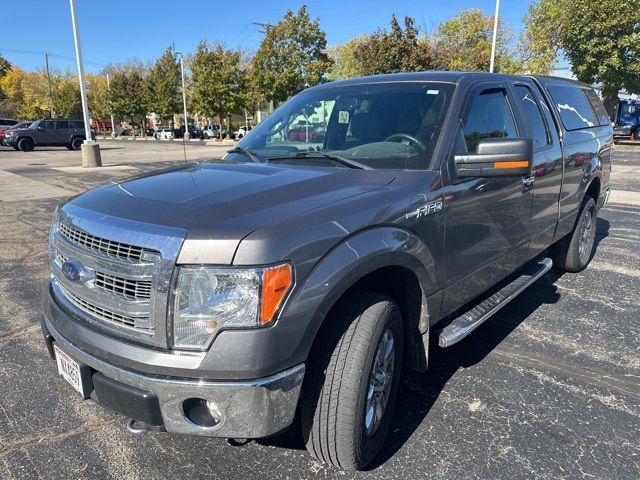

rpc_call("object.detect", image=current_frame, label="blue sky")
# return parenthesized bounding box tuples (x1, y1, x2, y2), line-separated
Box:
(0, 0, 533, 74)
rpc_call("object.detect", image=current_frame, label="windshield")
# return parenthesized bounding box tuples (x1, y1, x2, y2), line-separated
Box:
(620, 101, 639, 120)
(236, 82, 454, 170)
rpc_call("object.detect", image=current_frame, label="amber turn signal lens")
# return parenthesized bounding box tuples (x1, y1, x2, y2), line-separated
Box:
(493, 160, 529, 169)
(260, 264, 293, 324)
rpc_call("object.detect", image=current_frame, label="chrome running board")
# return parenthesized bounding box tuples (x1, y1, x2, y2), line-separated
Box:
(438, 258, 553, 348)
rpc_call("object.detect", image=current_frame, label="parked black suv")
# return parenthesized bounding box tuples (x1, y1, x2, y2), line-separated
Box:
(4, 119, 93, 152)
(42, 72, 612, 471)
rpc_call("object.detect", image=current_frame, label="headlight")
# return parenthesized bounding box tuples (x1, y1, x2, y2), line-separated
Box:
(49, 204, 61, 242)
(171, 264, 293, 350)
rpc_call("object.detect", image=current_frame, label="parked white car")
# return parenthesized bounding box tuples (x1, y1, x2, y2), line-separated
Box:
(154, 128, 173, 140)
(234, 125, 252, 139)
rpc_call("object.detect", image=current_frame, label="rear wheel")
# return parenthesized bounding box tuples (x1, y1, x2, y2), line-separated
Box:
(301, 291, 404, 471)
(18, 138, 34, 152)
(550, 196, 597, 272)
(70, 137, 83, 151)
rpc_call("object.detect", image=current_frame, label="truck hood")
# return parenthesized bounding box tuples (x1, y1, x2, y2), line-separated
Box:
(68, 162, 396, 263)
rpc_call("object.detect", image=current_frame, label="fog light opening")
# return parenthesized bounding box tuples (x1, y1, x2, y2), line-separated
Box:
(183, 398, 223, 428)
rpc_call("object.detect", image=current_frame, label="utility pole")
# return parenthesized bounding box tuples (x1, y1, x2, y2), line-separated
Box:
(44, 53, 55, 118)
(69, 0, 101, 167)
(252, 21, 272, 34)
(253, 21, 274, 115)
(489, 0, 500, 73)
(106, 73, 115, 139)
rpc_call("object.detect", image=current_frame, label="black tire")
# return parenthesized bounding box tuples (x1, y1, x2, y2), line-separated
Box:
(301, 291, 404, 471)
(13, 145, 20, 151)
(550, 196, 598, 272)
(18, 137, 34, 152)
(70, 137, 83, 151)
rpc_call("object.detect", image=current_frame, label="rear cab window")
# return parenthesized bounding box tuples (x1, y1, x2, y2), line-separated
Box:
(514, 85, 550, 150)
(546, 84, 599, 131)
(584, 89, 611, 126)
(461, 88, 518, 153)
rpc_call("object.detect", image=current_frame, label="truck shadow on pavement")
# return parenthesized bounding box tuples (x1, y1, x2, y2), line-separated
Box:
(260, 218, 610, 470)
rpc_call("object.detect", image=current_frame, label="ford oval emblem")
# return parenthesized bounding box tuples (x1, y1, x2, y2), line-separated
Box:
(62, 260, 83, 283)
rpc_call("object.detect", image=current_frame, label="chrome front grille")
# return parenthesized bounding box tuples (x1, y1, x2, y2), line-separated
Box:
(50, 205, 185, 348)
(59, 222, 154, 263)
(52, 222, 157, 337)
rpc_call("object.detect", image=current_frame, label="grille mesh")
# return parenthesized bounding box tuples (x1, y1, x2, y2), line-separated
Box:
(94, 272, 152, 300)
(59, 223, 152, 263)
(59, 284, 151, 331)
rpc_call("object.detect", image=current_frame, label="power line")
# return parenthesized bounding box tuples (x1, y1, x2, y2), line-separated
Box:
(0, 47, 105, 67)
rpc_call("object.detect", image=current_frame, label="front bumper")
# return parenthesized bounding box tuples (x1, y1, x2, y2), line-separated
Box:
(613, 125, 633, 137)
(42, 311, 305, 439)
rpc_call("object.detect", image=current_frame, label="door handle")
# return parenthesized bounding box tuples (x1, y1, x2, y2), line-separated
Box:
(522, 174, 535, 192)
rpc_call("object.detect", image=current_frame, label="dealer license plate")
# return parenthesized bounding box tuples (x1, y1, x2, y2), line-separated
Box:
(54, 344, 85, 397)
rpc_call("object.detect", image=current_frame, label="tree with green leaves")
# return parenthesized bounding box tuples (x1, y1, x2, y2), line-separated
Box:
(86, 73, 110, 135)
(107, 63, 147, 137)
(190, 42, 246, 139)
(0, 54, 11, 102)
(330, 15, 440, 79)
(144, 48, 181, 123)
(517, 0, 564, 75)
(438, 9, 521, 73)
(251, 5, 331, 106)
(54, 73, 82, 118)
(523, 0, 640, 115)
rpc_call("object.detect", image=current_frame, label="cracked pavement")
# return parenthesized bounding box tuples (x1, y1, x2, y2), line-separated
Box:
(0, 141, 638, 479)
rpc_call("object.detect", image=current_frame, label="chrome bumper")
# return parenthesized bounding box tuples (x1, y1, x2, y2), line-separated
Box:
(43, 316, 305, 438)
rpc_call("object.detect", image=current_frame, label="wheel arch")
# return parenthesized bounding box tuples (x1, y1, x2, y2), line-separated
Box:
(284, 226, 439, 372)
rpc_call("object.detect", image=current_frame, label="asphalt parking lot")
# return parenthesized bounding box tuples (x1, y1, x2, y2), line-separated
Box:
(0, 141, 638, 479)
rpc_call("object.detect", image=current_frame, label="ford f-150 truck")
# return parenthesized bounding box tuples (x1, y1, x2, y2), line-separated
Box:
(41, 72, 612, 471)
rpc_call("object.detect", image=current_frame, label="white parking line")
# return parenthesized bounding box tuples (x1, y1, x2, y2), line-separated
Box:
(608, 189, 640, 206)
(0, 170, 74, 202)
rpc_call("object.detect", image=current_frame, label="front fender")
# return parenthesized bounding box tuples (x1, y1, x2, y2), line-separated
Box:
(284, 226, 437, 319)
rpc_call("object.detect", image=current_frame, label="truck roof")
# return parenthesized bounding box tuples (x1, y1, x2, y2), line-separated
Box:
(314, 71, 592, 90)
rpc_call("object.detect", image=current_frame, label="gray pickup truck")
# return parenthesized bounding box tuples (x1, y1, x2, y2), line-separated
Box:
(41, 72, 612, 470)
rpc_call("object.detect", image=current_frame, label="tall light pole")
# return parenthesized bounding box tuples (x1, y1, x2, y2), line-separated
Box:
(106, 73, 116, 138)
(175, 51, 190, 141)
(489, 0, 500, 73)
(69, 0, 101, 167)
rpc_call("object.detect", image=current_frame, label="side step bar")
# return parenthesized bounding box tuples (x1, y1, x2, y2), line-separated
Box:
(438, 258, 553, 348)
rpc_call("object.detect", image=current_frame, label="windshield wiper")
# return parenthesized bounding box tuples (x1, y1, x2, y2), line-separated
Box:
(266, 152, 369, 170)
(227, 146, 260, 163)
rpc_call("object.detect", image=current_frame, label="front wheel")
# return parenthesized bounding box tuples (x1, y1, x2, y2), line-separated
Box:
(550, 196, 598, 272)
(18, 138, 34, 152)
(70, 137, 83, 150)
(301, 291, 404, 470)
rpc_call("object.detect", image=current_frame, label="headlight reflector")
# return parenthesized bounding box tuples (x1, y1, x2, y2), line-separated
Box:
(172, 264, 292, 350)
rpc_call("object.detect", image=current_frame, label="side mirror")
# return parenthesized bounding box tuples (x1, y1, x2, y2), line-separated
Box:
(454, 138, 533, 178)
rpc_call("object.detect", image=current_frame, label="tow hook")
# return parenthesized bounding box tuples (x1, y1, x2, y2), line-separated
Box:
(126, 419, 165, 434)
(227, 438, 251, 447)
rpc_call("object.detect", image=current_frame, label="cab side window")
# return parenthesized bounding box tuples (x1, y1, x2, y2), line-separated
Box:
(463, 89, 518, 152)
(40, 120, 55, 130)
(515, 85, 550, 150)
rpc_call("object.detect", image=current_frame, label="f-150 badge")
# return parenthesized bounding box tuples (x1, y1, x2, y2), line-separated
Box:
(405, 200, 443, 220)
